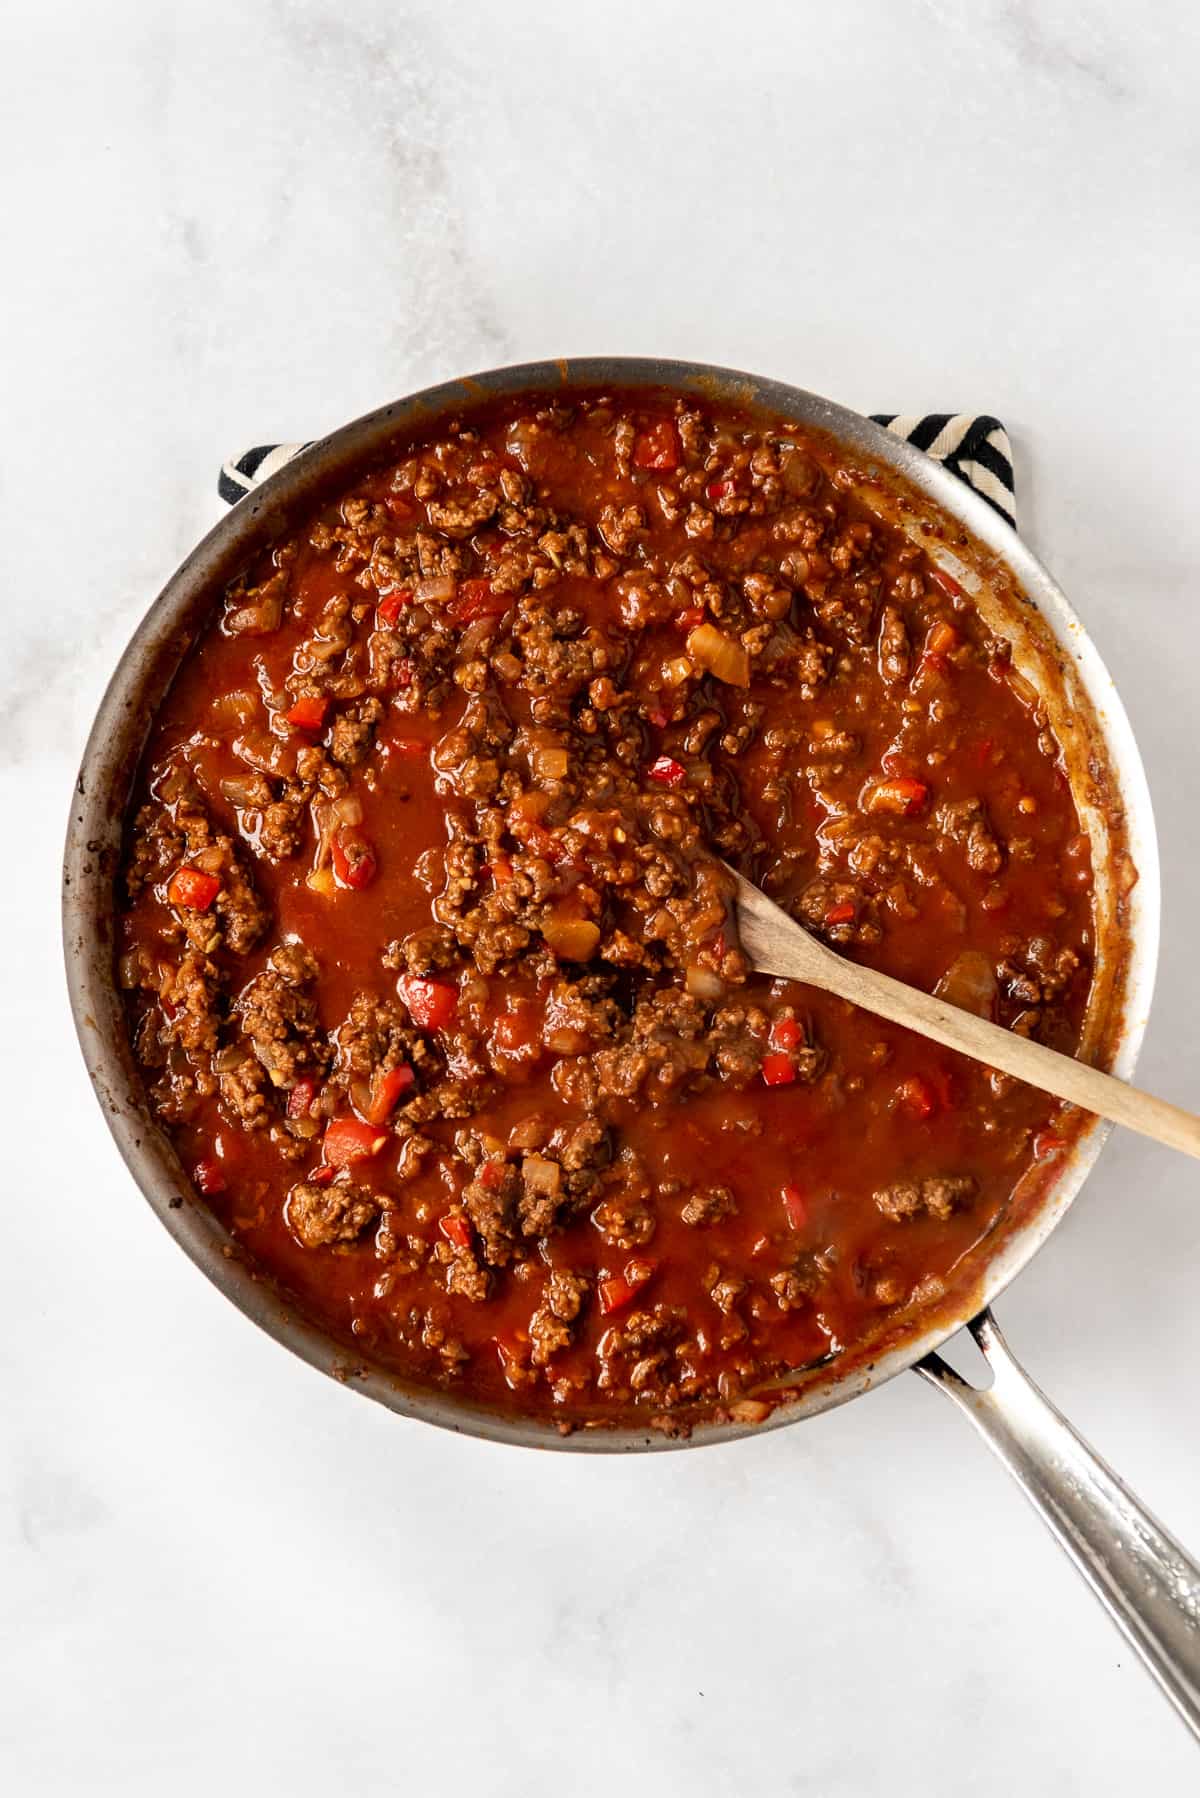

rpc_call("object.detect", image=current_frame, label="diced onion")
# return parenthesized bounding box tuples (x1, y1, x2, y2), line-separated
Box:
(687, 623, 750, 687)
(220, 775, 266, 808)
(521, 1155, 561, 1199)
(460, 617, 497, 659)
(686, 965, 727, 1002)
(233, 731, 289, 775)
(225, 593, 282, 636)
(212, 689, 259, 727)
(118, 948, 150, 990)
(935, 949, 998, 1018)
(1008, 668, 1040, 709)
(532, 744, 570, 782)
(331, 793, 363, 827)
(541, 912, 601, 960)
(158, 765, 192, 804)
(414, 575, 456, 605)
(779, 445, 820, 497)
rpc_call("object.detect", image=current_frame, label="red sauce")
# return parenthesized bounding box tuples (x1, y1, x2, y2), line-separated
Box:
(118, 389, 1096, 1430)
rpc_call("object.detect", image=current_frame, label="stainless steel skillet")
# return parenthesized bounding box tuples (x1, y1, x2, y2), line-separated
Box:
(61, 357, 1199, 1736)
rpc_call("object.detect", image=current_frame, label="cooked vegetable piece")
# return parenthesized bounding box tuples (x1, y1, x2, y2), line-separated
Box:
(167, 868, 221, 910)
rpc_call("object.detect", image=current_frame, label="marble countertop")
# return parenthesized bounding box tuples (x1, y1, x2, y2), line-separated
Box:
(5, 1, 1199, 1791)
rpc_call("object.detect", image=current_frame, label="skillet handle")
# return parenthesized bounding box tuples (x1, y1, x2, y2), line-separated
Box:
(918, 1309, 1200, 1739)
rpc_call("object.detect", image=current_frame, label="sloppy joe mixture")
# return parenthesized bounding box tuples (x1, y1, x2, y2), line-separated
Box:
(118, 390, 1096, 1430)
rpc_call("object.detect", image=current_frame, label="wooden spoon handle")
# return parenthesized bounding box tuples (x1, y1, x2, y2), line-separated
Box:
(805, 953, 1200, 1160)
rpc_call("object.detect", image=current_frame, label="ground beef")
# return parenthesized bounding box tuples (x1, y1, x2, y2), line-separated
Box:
(592, 1154, 656, 1248)
(999, 936, 1083, 1005)
(164, 951, 223, 1059)
(329, 697, 384, 768)
(680, 1186, 737, 1227)
(877, 604, 911, 683)
(935, 797, 1004, 876)
(259, 799, 307, 862)
(873, 1176, 977, 1222)
(529, 1269, 589, 1366)
(334, 992, 427, 1083)
(596, 1304, 689, 1400)
(440, 1239, 492, 1303)
(237, 943, 328, 1090)
(217, 1049, 272, 1128)
(591, 991, 711, 1104)
(286, 1179, 379, 1249)
(460, 1160, 522, 1267)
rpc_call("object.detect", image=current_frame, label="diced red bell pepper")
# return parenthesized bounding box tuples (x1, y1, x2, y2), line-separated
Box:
(492, 1003, 541, 1054)
(377, 588, 412, 626)
(675, 605, 705, 631)
(384, 493, 417, 521)
(865, 777, 930, 818)
(450, 578, 510, 624)
(781, 1185, 808, 1230)
(285, 695, 329, 732)
(396, 973, 458, 1032)
(365, 1064, 415, 1125)
(769, 1016, 802, 1051)
(331, 827, 378, 891)
(287, 1075, 319, 1119)
(706, 479, 735, 501)
(632, 420, 679, 471)
(929, 567, 966, 601)
(931, 1067, 958, 1111)
(1033, 1130, 1068, 1161)
(167, 867, 221, 911)
(599, 1259, 656, 1315)
(323, 1116, 388, 1168)
(881, 749, 920, 779)
(193, 1157, 226, 1196)
(510, 815, 564, 864)
(647, 755, 687, 787)
(761, 1052, 797, 1088)
(895, 1075, 937, 1121)
(823, 901, 856, 927)
(477, 1159, 507, 1191)
(438, 1212, 474, 1249)
(925, 621, 959, 657)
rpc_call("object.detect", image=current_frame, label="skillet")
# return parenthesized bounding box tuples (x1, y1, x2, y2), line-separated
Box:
(62, 358, 1200, 1734)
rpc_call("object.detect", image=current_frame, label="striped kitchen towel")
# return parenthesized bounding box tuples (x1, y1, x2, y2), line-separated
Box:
(868, 414, 1015, 525)
(219, 413, 1016, 527)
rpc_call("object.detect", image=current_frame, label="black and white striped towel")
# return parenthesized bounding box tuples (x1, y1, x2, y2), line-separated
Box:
(219, 413, 1016, 527)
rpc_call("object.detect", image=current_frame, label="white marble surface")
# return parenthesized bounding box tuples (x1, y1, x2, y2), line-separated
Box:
(4, 1, 1199, 1790)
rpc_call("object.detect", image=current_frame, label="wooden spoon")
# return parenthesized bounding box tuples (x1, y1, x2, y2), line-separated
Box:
(727, 865, 1200, 1160)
